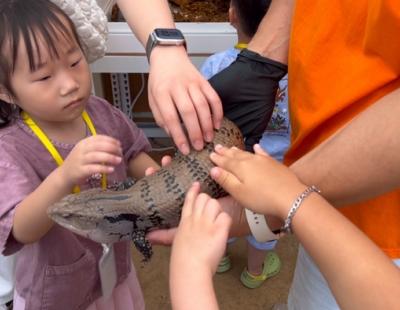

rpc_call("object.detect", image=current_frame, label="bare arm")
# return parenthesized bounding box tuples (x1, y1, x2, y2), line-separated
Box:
(116, 0, 222, 155)
(13, 168, 73, 244)
(292, 191, 400, 310)
(127, 151, 159, 179)
(248, 0, 294, 63)
(170, 183, 229, 310)
(13, 135, 122, 243)
(290, 87, 400, 207)
(210, 145, 400, 310)
(115, 0, 174, 45)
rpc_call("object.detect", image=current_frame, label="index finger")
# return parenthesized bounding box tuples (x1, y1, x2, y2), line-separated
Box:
(181, 182, 201, 218)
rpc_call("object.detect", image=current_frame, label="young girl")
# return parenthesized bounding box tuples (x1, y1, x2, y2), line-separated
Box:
(0, 1, 159, 309)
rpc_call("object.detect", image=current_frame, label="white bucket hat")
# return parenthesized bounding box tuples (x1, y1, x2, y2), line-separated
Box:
(50, 0, 115, 63)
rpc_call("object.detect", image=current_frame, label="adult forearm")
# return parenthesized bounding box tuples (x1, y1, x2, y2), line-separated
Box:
(116, 0, 175, 45)
(247, 0, 294, 64)
(290, 87, 400, 207)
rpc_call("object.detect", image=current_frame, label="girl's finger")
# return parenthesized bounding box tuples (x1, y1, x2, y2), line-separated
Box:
(215, 211, 232, 236)
(210, 167, 241, 194)
(161, 155, 172, 167)
(181, 182, 200, 218)
(83, 152, 122, 166)
(83, 164, 115, 176)
(193, 192, 211, 218)
(202, 198, 222, 222)
(210, 151, 238, 174)
(254, 144, 269, 157)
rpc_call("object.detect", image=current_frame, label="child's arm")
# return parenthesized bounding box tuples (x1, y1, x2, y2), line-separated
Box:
(12, 135, 122, 244)
(210, 145, 400, 310)
(127, 152, 159, 179)
(170, 183, 231, 310)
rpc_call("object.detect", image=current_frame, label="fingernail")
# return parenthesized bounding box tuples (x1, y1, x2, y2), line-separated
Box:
(205, 132, 213, 142)
(210, 167, 219, 178)
(180, 144, 190, 155)
(115, 156, 122, 163)
(215, 144, 222, 150)
(194, 140, 203, 150)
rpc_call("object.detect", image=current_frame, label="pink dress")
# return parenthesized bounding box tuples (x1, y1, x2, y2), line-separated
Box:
(0, 96, 151, 310)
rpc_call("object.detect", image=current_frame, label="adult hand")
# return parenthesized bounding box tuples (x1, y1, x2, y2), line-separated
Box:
(171, 183, 231, 275)
(59, 135, 122, 188)
(208, 49, 287, 150)
(210, 144, 306, 219)
(148, 46, 223, 155)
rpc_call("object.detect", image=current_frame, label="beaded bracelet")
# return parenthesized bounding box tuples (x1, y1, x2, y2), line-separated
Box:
(281, 185, 321, 234)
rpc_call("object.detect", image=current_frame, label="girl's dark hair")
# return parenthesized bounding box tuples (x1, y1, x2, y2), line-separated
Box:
(231, 0, 272, 38)
(0, 0, 81, 127)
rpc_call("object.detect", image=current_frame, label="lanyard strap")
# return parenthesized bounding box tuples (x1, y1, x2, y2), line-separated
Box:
(21, 110, 107, 193)
(234, 42, 248, 50)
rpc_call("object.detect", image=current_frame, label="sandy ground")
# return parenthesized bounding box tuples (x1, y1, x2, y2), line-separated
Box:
(132, 235, 298, 310)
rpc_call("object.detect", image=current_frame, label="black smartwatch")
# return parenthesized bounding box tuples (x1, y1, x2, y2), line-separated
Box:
(145, 28, 187, 61)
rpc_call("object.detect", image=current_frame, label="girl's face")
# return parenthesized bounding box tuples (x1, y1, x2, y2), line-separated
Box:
(8, 22, 91, 127)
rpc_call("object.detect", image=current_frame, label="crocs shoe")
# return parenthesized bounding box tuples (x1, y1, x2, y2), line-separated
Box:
(217, 255, 231, 273)
(240, 252, 281, 289)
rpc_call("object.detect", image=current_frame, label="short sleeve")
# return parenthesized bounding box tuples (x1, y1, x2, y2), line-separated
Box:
(86, 97, 152, 164)
(200, 49, 240, 79)
(111, 108, 152, 163)
(0, 149, 41, 255)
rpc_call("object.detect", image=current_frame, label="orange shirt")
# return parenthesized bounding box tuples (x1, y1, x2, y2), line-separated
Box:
(286, 0, 400, 257)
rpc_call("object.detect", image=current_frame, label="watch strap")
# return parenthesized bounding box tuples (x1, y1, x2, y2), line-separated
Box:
(145, 31, 157, 61)
(245, 209, 279, 242)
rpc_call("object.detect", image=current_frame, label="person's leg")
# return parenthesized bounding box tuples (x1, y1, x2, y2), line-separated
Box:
(240, 237, 280, 288)
(216, 238, 237, 273)
(246, 243, 268, 275)
(0, 254, 17, 310)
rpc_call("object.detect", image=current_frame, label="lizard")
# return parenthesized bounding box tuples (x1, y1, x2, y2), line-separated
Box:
(47, 118, 244, 260)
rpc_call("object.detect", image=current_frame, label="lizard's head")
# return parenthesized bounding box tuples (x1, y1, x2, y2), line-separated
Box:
(47, 189, 138, 243)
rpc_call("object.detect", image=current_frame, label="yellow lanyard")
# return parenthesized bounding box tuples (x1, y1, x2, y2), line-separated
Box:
(234, 43, 248, 50)
(21, 111, 107, 193)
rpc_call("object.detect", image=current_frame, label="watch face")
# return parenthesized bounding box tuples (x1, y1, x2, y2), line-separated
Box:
(154, 28, 184, 40)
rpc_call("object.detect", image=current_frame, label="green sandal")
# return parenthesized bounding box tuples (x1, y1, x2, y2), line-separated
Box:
(240, 252, 281, 289)
(217, 255, 232, 273)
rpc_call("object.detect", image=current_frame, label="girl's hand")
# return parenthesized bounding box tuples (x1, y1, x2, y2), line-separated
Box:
(59, 135, 122, 188)
(144, 155, 172, 176)
(210, 144, 307, 219)
(146, 195, 250, 246)
(171, 183, 232, 275)
(148, 47, 223, 155)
